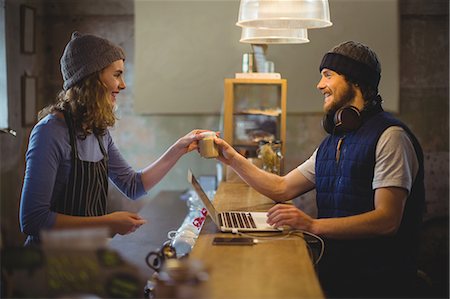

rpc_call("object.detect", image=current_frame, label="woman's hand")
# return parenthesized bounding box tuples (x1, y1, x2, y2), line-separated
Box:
(105, 211, 147, 235)
(174, 129, 212, 154)
(140, 129, 218, 191)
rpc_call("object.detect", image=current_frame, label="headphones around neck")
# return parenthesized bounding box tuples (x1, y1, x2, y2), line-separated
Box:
(322, 105, 362, 135)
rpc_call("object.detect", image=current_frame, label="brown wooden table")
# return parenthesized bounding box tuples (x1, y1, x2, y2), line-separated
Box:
(187, 182, 324, 299)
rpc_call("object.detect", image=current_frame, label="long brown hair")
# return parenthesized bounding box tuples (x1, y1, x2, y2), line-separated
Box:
(39, 72, 116, 138)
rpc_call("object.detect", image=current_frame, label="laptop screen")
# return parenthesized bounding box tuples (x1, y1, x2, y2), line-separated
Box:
(187, 169, 220, 225)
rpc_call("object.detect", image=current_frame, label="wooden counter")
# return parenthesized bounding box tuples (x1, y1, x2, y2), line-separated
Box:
(188, 182, 324, 299)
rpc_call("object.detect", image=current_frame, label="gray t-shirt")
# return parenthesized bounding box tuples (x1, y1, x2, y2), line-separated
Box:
(297, 126, 419, 194)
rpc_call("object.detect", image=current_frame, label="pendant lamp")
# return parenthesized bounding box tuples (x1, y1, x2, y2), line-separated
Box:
(240, 27, 309, 44)
(237, 0, 332, 29)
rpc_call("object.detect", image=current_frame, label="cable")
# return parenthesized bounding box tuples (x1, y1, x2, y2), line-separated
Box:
(236, 231, 292, 242)
(236, 229, 325, 265)
(290, 230, 325, 265)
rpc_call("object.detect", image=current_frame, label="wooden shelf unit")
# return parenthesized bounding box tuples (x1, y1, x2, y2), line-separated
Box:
(223, 78, 287, 172)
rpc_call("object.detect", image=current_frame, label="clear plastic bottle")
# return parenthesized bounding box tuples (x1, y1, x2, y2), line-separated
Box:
(169, 190, 210, 257)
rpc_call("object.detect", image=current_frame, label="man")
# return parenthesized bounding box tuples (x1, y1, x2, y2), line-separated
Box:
(214, 41, 425, 298)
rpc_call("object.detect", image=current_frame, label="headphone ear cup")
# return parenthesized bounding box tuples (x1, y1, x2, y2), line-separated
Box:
(334, 106, 362, 133)
(322, 112, 335, 134)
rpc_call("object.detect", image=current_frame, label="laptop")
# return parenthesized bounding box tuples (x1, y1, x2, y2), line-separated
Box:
(187, 169, 282, 233)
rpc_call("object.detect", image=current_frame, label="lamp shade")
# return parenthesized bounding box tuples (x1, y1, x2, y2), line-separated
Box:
(240, 27, 309, 44)
(237, 0, 332, 29)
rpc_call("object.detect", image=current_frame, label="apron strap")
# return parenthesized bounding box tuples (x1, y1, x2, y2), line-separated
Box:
(96, 134, 108, 162)
(62, 109, 79, 160)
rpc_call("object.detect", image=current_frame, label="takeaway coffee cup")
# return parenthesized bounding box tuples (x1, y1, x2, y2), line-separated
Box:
(199, 132, 219, 158)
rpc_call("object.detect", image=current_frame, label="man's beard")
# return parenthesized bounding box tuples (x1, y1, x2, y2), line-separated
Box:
(327, 82, 356, 114)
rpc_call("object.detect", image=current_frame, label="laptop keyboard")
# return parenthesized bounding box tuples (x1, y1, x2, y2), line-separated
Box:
(219, 212, 257, 229)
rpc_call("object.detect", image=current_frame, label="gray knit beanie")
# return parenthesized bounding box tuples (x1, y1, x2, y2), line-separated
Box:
(319, 41, 381, 90)
(60, 31, 125, 90)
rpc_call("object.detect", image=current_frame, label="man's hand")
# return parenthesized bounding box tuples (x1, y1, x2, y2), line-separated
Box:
(267, 204, 314, 231)
(214, 137, 239, 165)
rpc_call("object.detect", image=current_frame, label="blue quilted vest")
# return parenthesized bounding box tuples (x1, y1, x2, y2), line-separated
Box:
(316, 110, 400, 217)
(315, 107, 425, 297)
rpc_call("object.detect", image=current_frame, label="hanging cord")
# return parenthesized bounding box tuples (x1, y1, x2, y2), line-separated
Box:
(236, 229, 324, 265)
(290, 230, 325, 265)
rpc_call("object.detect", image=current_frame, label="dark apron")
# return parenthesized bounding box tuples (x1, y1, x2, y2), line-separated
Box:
(51, 111, 109, 216)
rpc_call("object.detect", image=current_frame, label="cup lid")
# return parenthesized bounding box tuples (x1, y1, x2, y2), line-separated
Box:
(199, 131, 216, 138)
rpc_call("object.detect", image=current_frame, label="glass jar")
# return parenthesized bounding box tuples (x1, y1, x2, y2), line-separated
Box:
(257, 140, 283, 175)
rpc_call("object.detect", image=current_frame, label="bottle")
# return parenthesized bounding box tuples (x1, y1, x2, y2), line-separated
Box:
(168, 190, 208, 257)
(272, 140, 283, 175)
(242, 52, 254, 73)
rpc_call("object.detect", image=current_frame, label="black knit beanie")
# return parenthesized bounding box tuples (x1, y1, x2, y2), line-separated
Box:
(60, 31, 125, 90)
(319, 41, 381, 90)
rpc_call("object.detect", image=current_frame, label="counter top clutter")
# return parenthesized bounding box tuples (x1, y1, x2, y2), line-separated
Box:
(1, 229, 147, 298)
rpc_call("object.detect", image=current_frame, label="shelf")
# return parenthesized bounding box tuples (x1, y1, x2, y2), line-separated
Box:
(223, 78, 287, 177)
(234, 108, 282, 117)
(234, 143, 259, 148)
(234, 136, 276, 147)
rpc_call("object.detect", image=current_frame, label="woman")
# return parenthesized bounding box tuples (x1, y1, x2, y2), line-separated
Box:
(20, 32, 204, 245)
